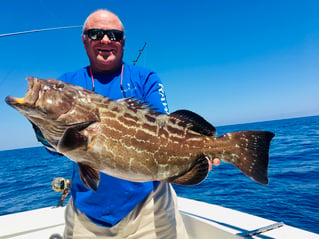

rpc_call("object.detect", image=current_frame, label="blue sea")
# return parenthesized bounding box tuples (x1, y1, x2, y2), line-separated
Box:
(0, 116, 318, 234)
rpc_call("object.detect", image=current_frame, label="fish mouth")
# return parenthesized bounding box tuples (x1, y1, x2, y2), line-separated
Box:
(5, 96, 26, 105)
(5, 77, 40, 108)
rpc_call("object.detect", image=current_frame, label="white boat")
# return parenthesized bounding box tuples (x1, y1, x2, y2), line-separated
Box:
(0, 197, 318, 239)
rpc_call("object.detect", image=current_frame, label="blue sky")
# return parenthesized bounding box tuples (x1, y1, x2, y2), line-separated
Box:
(0, 0, 318, 150)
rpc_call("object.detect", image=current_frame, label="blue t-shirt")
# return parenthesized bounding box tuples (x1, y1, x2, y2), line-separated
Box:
(59, 62, 169, 227)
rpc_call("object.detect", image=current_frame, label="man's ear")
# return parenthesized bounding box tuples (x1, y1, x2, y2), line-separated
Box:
(82, 35, 87, 49)
(121, 36, 126, 50)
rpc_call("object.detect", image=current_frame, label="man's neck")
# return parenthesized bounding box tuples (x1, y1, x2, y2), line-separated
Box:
(90, 62, 123, 75)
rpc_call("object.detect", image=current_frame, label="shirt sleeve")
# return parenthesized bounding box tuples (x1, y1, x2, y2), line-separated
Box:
(142, 72, 169, 114)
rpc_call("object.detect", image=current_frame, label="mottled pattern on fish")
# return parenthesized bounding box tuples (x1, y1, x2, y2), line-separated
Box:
(5, 77, 274, 190)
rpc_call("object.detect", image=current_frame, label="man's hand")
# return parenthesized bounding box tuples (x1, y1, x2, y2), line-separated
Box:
(207, 157, 221, 172)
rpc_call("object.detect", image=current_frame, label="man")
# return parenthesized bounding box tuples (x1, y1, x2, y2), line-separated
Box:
(36, 9, 220, 238)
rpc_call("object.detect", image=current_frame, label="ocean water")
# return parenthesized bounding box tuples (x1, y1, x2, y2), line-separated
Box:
(0, 115, 318, 234)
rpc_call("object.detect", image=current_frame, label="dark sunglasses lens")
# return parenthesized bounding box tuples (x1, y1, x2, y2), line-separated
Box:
(87, 29, 104, 40)
(86, 29, 123, 41)
(106, 30, 123, 41)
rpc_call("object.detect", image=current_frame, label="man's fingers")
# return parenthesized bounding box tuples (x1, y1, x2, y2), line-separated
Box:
(212, 158, 221, 166)
(206, 157, 221, 172)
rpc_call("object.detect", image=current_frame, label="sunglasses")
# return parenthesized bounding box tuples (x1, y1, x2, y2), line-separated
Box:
(83, 29, 124, 41)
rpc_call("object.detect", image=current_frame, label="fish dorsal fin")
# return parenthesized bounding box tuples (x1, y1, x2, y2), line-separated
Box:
(78, 163, 100, 191)
(118, 98, 148, 110)
(170, 110, 216, 136)
(57, 121, 95, 153)
(165, 154, 209, 185)
(117, 98, 160, 115)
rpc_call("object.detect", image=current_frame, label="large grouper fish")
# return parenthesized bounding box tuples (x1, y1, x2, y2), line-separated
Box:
(5, 77, 275, 191)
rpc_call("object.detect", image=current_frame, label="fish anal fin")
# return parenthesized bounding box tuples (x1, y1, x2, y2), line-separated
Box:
(57, 121, 95, 153)
(78, 163, 100, 191)
(220, 131, 275, 185)
(165, 154, 209, 185)
(170, 110, 216, 136)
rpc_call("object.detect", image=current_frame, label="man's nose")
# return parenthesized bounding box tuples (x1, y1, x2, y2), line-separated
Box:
(101, 34, 111, 42)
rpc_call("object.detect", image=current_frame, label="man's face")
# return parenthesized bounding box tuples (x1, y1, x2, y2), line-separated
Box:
(82, 11, 125, 72)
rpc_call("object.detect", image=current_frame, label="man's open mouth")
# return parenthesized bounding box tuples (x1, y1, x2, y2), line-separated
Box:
(98, 48, 113, 53)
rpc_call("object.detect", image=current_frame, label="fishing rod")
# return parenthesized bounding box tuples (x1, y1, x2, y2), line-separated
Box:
(0, 25, 82, 38)
(133, 42, 147, 65)
(1, 27, 147, 66)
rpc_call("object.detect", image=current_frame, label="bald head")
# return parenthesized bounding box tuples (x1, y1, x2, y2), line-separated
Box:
(82, 9, 124, 33)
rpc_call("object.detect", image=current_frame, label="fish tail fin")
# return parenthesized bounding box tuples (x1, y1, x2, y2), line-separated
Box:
(217, 131, 274, 184)
(164, 154, 210, 185)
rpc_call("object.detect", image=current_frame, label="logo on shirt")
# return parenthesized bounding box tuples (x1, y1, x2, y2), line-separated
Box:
(158, 83, 169, 113)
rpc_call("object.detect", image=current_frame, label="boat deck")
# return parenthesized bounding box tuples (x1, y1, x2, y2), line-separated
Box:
(0, 197, 318, 239)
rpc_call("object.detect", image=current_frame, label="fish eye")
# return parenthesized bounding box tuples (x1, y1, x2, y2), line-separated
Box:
(55, 83, 64, 89)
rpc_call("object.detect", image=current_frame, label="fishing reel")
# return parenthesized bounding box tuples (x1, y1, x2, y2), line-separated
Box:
(52, 177, 71, 207)
(52, 177, 71, 193)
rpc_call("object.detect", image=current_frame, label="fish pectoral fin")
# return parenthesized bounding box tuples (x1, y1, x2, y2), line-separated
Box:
(165, 154, 209, 185)
(57, 122, 94, 153)
(78, 163, 100, 191)
(170, 110, 216, 136)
